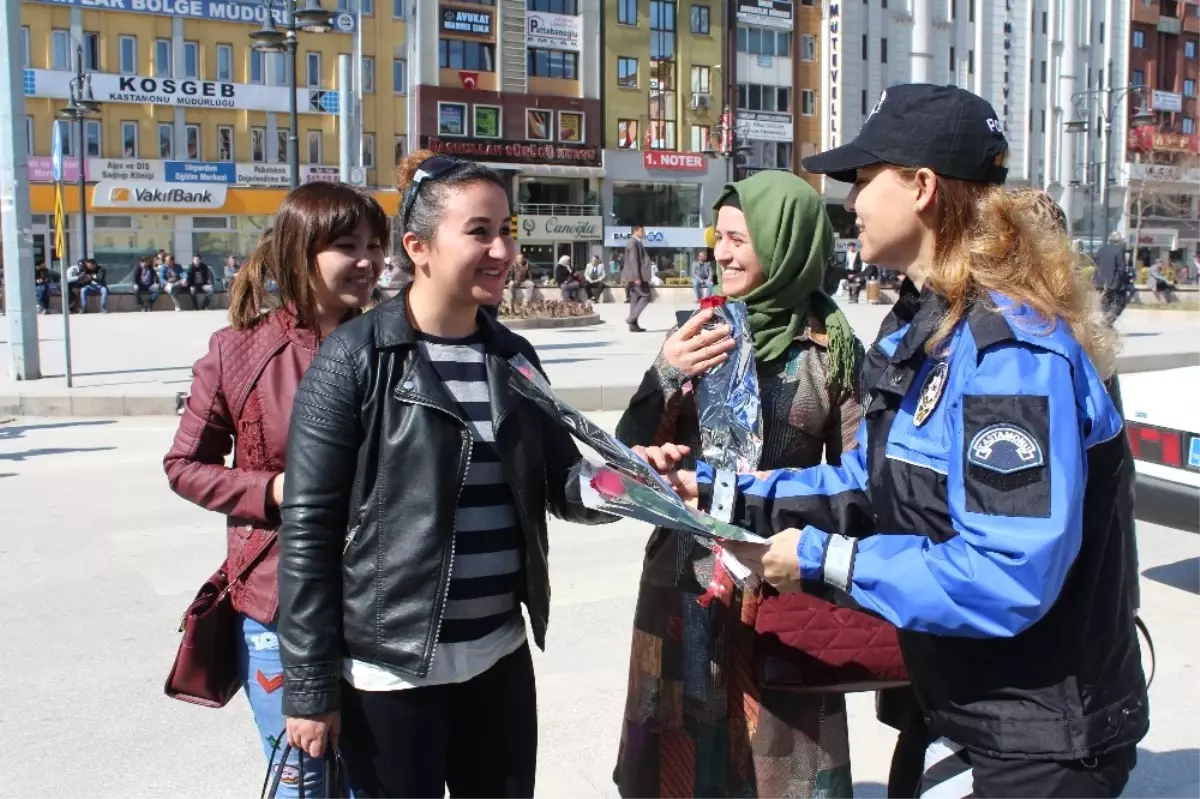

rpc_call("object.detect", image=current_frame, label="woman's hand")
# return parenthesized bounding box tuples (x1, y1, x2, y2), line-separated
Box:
(269, 473, 285, 507)
(631, 445, 699, 507)
(662, 308, 736, 377)
(285, 712, 340, 758)
(723, 528, 805, 593)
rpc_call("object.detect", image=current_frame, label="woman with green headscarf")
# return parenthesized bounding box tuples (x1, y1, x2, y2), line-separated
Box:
(612, 171, 866, 798)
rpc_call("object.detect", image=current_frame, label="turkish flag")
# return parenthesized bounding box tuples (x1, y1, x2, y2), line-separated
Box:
(1131, 124, 1155, 152)
(458, 71, 479, 89)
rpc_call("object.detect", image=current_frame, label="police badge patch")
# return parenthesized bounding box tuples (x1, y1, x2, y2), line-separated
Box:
(913, 361, 949, 427)
(967, 423, 1046, 473)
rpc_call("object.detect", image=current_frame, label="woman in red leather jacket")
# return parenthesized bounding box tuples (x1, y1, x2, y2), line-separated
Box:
(163, 181, 389, 797)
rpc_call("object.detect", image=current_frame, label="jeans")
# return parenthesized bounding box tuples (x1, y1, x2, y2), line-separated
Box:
(236, 615, 326, 799)
(163, 282, 183, 310)
(134, 286, 161, 310)
(35, 284, 52, 310)
(693, 279, 712, 301)
(190, 284, 215, 310)
(80, 284, 109, 312)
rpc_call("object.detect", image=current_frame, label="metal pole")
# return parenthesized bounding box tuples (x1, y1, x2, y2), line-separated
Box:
(288, 34, 300, 188)
(77, 114, 89, 264)
(0, 0, 41, 379)
(56, 179, 73, 388)
(338, 54, 353, 183)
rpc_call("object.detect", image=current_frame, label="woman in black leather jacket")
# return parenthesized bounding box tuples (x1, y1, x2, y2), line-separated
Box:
(277, 150, 613, 798)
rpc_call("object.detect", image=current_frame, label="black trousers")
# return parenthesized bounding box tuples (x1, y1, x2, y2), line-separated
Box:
(339, 643, 537, 798)
(918, 741, 1137, 798)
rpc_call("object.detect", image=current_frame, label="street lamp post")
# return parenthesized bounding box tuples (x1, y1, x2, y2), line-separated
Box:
(249, 0, 334, 188)
(56, 46, 101, 272)
(1064, 58, 1155, 243)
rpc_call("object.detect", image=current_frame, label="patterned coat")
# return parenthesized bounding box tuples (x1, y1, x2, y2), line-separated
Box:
(613, 315, 866, 799)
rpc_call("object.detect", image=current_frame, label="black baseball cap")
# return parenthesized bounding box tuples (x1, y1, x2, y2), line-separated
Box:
(803, 84, 1009, 185)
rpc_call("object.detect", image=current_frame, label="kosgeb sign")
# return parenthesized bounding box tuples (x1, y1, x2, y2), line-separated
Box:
(24, 0, 356, 30)
(736, 0, 793, 30)
(421, 136, 601, 167)
(25, 70, 334, 114)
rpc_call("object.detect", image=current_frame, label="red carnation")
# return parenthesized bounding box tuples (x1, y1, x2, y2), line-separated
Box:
(699, 296, 727, 309)
(589, 467, 627, 499)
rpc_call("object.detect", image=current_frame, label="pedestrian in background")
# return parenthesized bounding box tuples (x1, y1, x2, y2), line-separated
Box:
(622, 224, 653, 332)
(1092, 231, 1129, 323)
(276, 151, 613, 798)
(159, 254, 185, 311)
(188, 254, 215, 310)
(132, 256, 161, 311)
(691, 248, 713, 301)
(584, 254, 607, 302)
(164, 181, 389, 798)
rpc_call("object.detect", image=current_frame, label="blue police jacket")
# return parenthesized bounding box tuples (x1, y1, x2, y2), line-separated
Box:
(697, 282, 1149, 759)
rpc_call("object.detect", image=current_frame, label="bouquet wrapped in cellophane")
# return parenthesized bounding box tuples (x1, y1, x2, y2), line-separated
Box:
(506, 354, 766, 544)
(693, 298, 763, 474)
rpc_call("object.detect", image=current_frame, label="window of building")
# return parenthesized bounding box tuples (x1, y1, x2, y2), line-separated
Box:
(362, 56, 374, 92)
(737, 82, 790, 112)
(1099, 21, 1105, 44)
(1185, 79, 1197, 97)
(689, 125, 710, 152)
(250, 50, 264, 83)
(1183, 117, 1195, 135)
(690, 65, 710, 93)
(217, 125, 234, 160)
(1186, 40, 1197, 59)
(277, 129, 289, 163)
(650, 0, 676, 61)
(862, 33, 868, 60)
(183, 41, 199, 78)
(119, 36, 137, 74)
(801, 34, 816, 62)
(155, 39, 172, 77)
(528, 48, 579, 78)
(84, 119, 101, 157)
(216, 44, 233, 81)
(1131, 69, 1145, 86)
(307, 131, 322, 164)
(25, 117, 32, 156)
(83, 32, 100, 70)
(618, 56, 638, 87)
(393, 59, 407, 92)
(530, 0, 577, 11)
(801, 89, 815, 116)
(1040, 109, 1045, 132)
(619, 0, 637, 25)
(22, 27, 29, 68)
(121, 121, 138, 157)
(158, 123, 173, 158)
(394, 134, 408, 163)
(690, 4, 710, 34)
(185, 124, 201, 160)
(949, 46, 955, 72)
(1040, 59, 1047, 83)
(968, 49, 974, 74)
(393, 0, 406, 18)
(861, 89, 868, 115)
(438, 39, 495, 71)
(251, 127, 266, 162)
(56, 120, 73, 156)
(52, 30, 70, 70)
(361, 0, 373, 14)
(362, 133, 375, 168)
(1132, 30, 1145, 48)
(268, 52, 288, 86)
(881, 36, 888, 63)
(1041, 10, 1047, 33)
(611, 182, 701, 227)
(736, 27, 790, 57)
(760, 141, 792, 169)
(306, 52, 321, 88)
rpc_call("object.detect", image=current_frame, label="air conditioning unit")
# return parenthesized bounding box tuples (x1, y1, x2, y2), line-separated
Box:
(691, 92, 712, 110)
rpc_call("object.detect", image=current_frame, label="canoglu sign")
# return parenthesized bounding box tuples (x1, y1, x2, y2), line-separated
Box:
(25, 69, 334, 114)
(24, 0, 356, 30)
(519, 215, 603, 242)
(94, 181, 228, 210)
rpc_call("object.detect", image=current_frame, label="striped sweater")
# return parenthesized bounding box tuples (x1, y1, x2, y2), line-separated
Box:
(343, 332, 527, 690)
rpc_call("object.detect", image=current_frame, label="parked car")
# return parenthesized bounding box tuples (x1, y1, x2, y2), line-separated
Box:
(1120, 366, 1200, 532)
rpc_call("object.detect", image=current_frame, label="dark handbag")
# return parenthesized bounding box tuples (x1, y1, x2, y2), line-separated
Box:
(262, 736, 349, 798)
(163, 533, 277, 707)
(754, 587, 910, 694)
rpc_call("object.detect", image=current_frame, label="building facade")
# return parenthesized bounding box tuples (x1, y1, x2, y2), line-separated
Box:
(410, 0, 603, 274)
(20, 0, 407, 283)
(602, 0, 730, 275)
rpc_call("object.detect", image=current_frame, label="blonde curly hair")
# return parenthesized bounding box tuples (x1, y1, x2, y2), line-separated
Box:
(900, 169, 1119, 379)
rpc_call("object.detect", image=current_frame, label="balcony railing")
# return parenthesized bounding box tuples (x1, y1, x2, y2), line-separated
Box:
(517, 203, 601, 216)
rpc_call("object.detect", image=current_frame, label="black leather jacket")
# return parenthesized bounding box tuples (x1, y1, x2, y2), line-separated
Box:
(278, 293, 612, 717)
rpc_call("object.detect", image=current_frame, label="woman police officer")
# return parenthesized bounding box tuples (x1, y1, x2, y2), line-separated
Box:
(645, 85, 1148, 797)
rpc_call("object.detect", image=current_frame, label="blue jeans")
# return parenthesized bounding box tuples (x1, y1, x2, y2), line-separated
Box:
(693, 279, 712, 301)
(35, 283, 52, 310)
(236, 615, 326, 798)
(80, 284, 108, 311)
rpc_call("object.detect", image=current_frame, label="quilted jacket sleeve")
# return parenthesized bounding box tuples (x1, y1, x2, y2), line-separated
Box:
(164, 332, 276, 526)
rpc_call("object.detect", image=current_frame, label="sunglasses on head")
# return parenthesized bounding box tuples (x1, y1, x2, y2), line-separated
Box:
(401, 156, 464, 227)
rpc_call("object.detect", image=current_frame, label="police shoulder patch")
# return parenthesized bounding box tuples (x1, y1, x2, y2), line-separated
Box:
(967, 423, 1046, 474)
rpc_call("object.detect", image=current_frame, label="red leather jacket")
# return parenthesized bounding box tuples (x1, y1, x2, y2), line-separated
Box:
(164, 308, 319, 625)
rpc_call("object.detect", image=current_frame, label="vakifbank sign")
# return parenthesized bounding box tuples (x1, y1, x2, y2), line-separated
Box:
(94, 181, 228, 210)
(24, 0, 356, 30)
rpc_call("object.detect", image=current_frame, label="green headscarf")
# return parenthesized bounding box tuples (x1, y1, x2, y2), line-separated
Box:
(712, 170, 857, 390)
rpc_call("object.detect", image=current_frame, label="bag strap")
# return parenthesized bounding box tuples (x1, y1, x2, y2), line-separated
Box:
(261, 730, 344, 799)
(1135, 614, 1156, 689)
